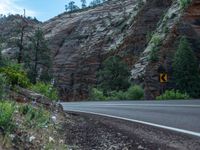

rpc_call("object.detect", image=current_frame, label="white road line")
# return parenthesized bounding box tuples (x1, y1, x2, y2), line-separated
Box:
(62, 103, 200, 107)
(65, 109, 200, 138)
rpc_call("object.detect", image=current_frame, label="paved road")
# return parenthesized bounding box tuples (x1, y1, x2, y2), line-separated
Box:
(61, 100, 200, 137)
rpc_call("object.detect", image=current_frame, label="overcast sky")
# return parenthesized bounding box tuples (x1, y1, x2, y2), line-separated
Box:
(0, 0, 93, 22)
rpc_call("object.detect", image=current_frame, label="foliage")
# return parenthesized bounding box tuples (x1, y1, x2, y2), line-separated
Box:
(30, 82, 59, 101)
(19, 104, 50, 128)
(90, 88, 106, 101)
(97, 56, 130, 93)
(125, 85, 144, 100)
(149, 46, 159, 62)
(0, 101, 14, 131)
(156, 90, 190, 100)
(0, 63, 30, 88)
(179, 0, 192, 9)
(65, 1, 80, 12)
(149, 34, 162, 62)
(0, 74, 7, 99)
(90, 85, 144, 101)
(24, 28, 52, 83)
(173, 37, 200, 98)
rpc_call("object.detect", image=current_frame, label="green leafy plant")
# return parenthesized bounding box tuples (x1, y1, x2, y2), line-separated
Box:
(0, 101, 15, 131)
(0, 63, 30, 88)
(149, 46, 159, 62)
(90, 88, 106, 101)
(19, 104, 50, 128)
(90, 85, 144, 101)
(179, 0, 192, 9)
(156, 90, 190, 100)
(30, 82, 58, 101)
(0, 74, 7, 99)
(125, 85, 144, 100)
(149, 34, 162, 62)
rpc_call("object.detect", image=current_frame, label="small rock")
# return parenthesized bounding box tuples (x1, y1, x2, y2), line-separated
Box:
(49, 136, 55, 143)
(138, 145, 145, 149)
(59, 139, 64, 144)
(51, 116, 57, 122)
(29, 136, 36, 142)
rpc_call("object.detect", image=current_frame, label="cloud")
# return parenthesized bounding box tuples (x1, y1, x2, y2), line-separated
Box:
(0, 0, 37, 17)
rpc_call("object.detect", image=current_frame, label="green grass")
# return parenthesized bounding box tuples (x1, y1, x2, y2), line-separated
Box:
(30, 82, 59, 101)
(0, 101, 15, 131)
(156, 90, 190, 100)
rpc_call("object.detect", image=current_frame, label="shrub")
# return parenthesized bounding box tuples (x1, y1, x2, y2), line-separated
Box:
(0, 74, 7, 99)
(90, 88, 106, 101)
(30, 82, 59, 101)
(0, 101, 14, 131)
(125, 85, 144, 100)
(179, 0, 191, 9)
(0, 63, 30, 88)
(149, 46, 159, 62)
(19, 104, 50, 128)
(97, 56, 130, 92)
(156, 90, 190, 100)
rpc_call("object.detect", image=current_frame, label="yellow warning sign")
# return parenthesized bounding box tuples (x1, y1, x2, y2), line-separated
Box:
(160, 73, 167, 83)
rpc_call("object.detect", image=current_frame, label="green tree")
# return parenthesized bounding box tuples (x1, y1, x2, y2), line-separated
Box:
(81, 0, 87, 8)
(25, 28, 52, 84)
(173, 37, 200, 98)
(65, 1, 79, 12)
(97, 56, 130, 93)
(16, 16, 28, 63)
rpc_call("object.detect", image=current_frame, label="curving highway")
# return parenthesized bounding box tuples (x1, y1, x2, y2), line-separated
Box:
(61, 100, 200, 137)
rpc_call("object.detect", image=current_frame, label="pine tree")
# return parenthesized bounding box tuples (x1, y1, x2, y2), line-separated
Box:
(173, 37, 200, 98)
(81, 0, 87, 9)
(25, 28, 52, 83)
(97, 56, 130, 92)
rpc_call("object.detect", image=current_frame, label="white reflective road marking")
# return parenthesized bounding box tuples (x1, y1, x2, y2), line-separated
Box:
(65, 109, 200, 138)
(62, 103, 200, 107)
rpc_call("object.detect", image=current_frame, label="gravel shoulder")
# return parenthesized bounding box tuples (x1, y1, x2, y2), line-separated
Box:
(64, 112, 200, 150)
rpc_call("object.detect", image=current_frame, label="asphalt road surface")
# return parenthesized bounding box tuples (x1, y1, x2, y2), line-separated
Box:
(61, 100, 200, 137)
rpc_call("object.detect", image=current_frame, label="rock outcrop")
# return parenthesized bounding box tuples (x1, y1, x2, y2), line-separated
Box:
(42, 0, 173, 101)
(1, 0, 199, 101)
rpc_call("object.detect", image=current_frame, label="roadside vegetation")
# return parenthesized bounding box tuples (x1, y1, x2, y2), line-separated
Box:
(90, 56, 144, 101)
(156, 37, 200, 100)
(156, 90, 190, 100)
(0, 19, 62, 149)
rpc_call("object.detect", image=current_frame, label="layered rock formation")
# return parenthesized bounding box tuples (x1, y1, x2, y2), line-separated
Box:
(1, 0, 199, 101)
(133, 0, 200, 99)
(42, 0, 173, 101)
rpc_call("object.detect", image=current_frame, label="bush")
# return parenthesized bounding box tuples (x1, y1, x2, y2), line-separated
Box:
(125, 85, 144, 100)
(156, 90, 190, 100)
(179, 0, 191, 9)
(0, 63, 30, 88)
(97, 56, 130, 92)
(90, 88, 106, 101)
(30, 82, 58, 101)
(0, 101, 14, 131)
(19, 104, 50, 128)
(90, 85, 144, 101)
(0, 74, 7, 99)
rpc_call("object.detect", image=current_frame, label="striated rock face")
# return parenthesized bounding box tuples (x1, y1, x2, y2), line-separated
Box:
(1, 0, 199, 101)
(141, 0, 200, 99)
(42, 0, 172, 101)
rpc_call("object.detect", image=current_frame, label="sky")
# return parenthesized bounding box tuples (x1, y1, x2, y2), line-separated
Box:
(0, 0, 93, 22)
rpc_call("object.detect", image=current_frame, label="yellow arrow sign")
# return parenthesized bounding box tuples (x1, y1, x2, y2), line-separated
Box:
(160, 73, 168, 83)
